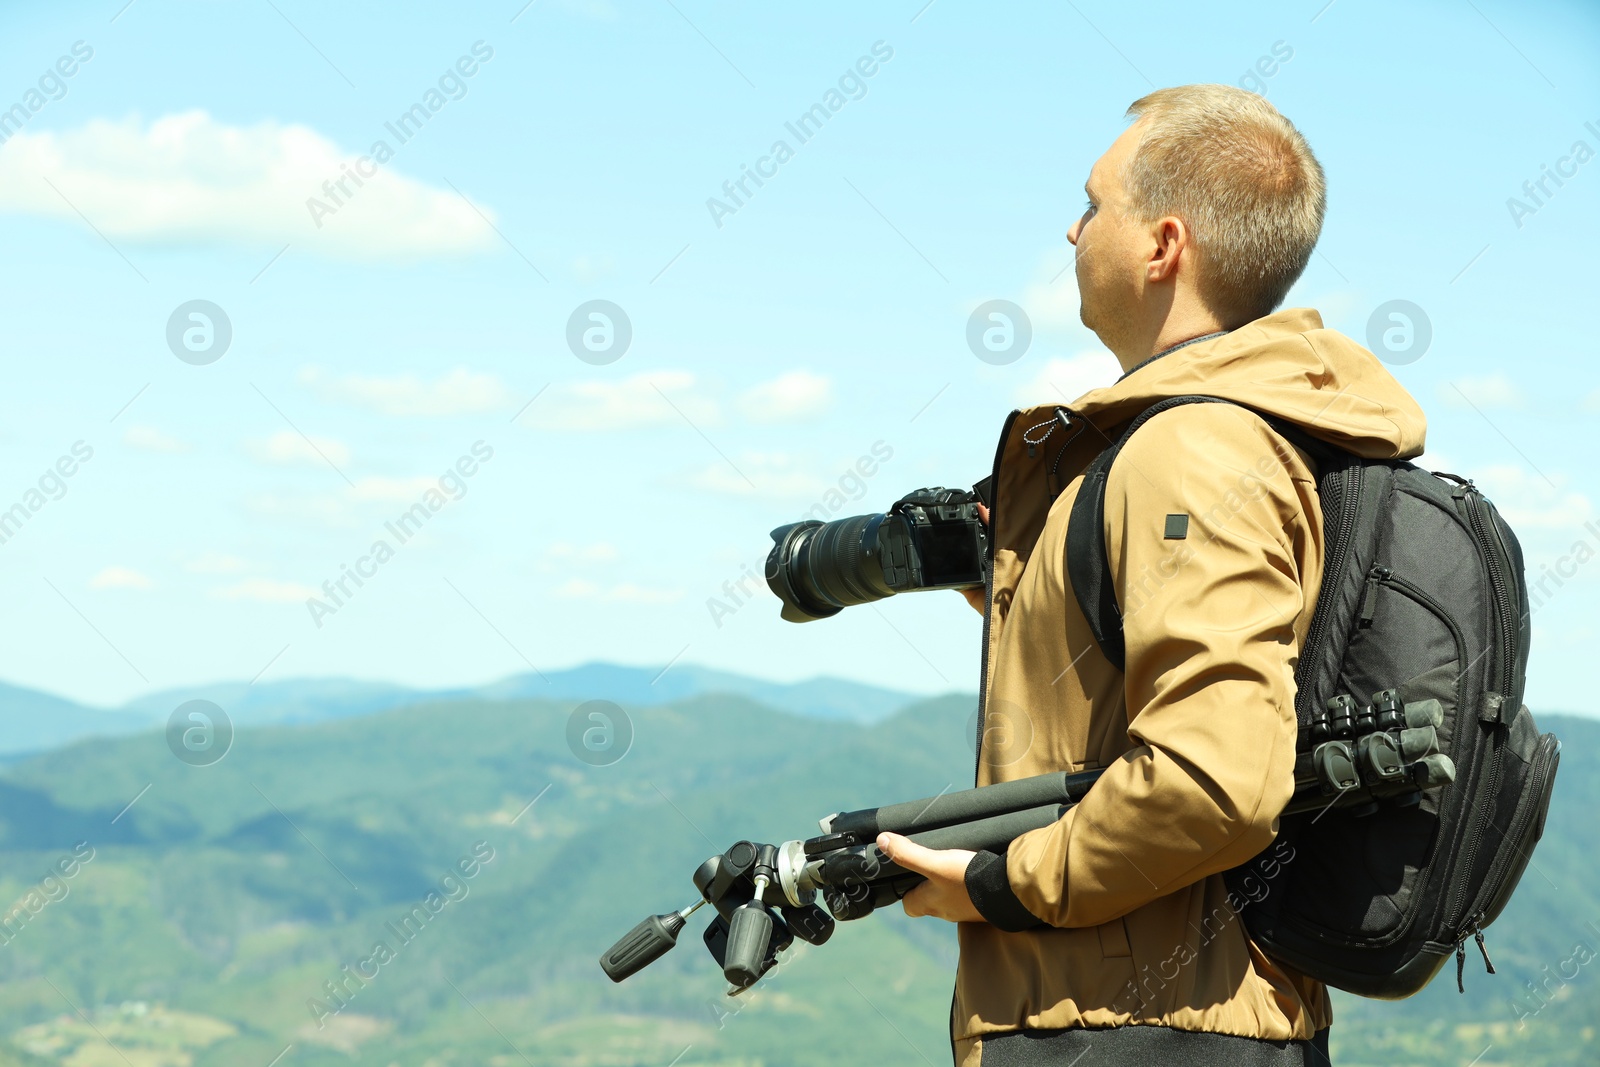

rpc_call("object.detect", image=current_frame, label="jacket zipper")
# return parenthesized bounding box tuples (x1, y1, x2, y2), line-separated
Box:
(1296, 463, 1362, 721)
(955, 410, 1020, 1067)
(1444, 487, 1520, 953)
(974, 410, 1020, 786)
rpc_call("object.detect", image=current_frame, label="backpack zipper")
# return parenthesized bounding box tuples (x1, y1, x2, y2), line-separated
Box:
(1357, 565, 1391, 626)
(1443, 484, 1521, 970)
(1462, 489, 1518, 696)
(1296, 463, 1362, 719)
(1451, 730, 1559, 992)
(1471, 732, 1557, 915)
(1454, 913, 1498, 992)
(1373, 572, 1468, 684)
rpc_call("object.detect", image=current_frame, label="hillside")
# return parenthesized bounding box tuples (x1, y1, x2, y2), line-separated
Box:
(0, 694, 1591, 1066)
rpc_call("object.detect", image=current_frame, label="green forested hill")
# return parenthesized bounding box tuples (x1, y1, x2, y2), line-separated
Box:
(0, 694, 1591, 1066)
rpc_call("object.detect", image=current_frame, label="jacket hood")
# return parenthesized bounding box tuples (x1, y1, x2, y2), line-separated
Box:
(1063, 307, 1426, 459)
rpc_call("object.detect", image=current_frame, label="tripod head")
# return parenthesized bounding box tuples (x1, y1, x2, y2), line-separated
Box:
(598, 839, 839, 993)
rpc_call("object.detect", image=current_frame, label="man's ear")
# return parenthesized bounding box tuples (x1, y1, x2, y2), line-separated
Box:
(1146, 216, 1189, 283)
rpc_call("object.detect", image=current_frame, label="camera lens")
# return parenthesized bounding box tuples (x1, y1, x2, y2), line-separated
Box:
(766, 513, 895, 623)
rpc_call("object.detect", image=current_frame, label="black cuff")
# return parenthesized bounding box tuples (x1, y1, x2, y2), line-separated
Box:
(965, 849, 1045, 931)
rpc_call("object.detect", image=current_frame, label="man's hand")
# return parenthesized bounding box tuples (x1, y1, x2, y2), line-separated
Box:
(876, 832, 984, 924)
(957, 502, 990, 615)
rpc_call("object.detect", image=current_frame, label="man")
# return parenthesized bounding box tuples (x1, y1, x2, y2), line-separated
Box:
(875, 84, 1426, 1064)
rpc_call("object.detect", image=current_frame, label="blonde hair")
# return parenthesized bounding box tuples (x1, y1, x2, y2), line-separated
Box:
(1122, 84, 1326, 325)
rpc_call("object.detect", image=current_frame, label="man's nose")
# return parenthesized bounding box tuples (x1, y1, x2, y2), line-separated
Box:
(1066, 218, 1080, 245)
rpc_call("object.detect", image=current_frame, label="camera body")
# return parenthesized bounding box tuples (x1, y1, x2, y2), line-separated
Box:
(765, 487, 988, 623)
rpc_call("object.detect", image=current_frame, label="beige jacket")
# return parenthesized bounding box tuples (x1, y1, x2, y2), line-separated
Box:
(953, 308, 1427, 1064)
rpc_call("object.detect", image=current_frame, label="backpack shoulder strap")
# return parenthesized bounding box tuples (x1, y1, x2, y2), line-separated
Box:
(1066, 394, 1336, 673)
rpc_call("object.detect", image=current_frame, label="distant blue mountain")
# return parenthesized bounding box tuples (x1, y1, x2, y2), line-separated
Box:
(476, 662, 926, 723)
(118, 676, 435, 729)
(0, 662, 930, 755)
(0, 681, 147, 761)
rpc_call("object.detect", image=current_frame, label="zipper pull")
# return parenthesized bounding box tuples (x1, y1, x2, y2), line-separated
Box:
(1020, 416, 1060, 462)
(1358, 566, 1390, 628)
(1474, 926, 1496, 975)
(1455, 938, 1466, 993)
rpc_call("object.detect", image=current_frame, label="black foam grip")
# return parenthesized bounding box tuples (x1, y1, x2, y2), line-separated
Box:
(827, 770, 1095, 838)
(904, 802, 1066, 853)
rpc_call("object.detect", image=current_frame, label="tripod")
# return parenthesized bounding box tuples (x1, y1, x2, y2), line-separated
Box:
(601, 689, 1453, 993)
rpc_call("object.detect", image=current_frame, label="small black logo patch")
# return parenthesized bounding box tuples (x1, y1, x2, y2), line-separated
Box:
(1164, 513, 1190, 540)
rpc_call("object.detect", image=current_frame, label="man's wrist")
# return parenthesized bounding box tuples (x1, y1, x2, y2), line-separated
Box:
(964, 849, 1046, 931)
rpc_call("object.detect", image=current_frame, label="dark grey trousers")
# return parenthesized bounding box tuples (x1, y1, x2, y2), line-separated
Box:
(978, 1025, 1332, 1066)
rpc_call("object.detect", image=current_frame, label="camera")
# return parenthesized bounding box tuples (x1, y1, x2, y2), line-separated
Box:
(764, 486, 989, 623)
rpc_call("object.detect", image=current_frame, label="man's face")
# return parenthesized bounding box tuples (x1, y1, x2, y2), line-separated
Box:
(1067, 120, 1150, 351)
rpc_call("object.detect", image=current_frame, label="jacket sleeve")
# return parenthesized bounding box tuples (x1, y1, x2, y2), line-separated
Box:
(994, 405, 1318, 930)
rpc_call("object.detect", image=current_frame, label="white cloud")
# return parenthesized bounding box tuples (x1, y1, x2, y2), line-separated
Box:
(1440, 374, 1525, 410)
(0, 110, 495, 259)
(212, 578, 318, 603)
(90, 566, 152, 590)
(123, 424, 189, 453)
(546, 541, 619, 564)
(1303, 289, 1363, 323)
(572, 253, 615, 283)
(554, 578, 598, 598)
(299, 366, 511, 417)
(1412, 449, 1457, 477)
(553, 577, 681, 604)
(965, 245, 1117, 374)
(1582, 388, 1600, 413)
(245, 471, 475, 529)
(692, 452, 827, 498)
(607, 583, 683, 605)
(1014, 351, 1121, 407)
(248, 429, 351, 468)
(1017, 246, 1102, 343)
(739, 371, 832, 424)
(246, 493, 355, 528)
(527, 370, 819, 432)
(348, 476, 438, 504)
(186, 552, 253, 575)
(530, 371, 718, 431)
(1474, 465, 1593, 529)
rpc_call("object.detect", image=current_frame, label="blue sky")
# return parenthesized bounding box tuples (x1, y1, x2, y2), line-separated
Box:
(1, 0, 1597, 716)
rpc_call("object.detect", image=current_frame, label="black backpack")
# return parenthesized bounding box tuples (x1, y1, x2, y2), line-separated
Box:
(1065, 394, 1562, 998)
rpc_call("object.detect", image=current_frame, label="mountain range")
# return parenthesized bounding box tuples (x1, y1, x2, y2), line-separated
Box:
(0, 662, 931, 757)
